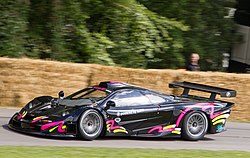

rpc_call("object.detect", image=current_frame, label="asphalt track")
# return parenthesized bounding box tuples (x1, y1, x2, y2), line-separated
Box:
(0, 108, 250, 151)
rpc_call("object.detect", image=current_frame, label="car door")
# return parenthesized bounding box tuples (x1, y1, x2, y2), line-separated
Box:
(105, 89, 161, 135)
(142, 91, 174, 125)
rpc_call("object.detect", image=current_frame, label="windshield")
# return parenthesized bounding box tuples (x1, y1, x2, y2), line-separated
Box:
(65, 88, 110, 101)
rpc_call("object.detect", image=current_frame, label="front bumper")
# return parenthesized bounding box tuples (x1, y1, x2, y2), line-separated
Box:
(8, 113, 76, 138)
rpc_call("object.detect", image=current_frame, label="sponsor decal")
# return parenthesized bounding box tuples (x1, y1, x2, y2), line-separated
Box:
(118, 109, 145, 116)
(110, 109, 156, 117)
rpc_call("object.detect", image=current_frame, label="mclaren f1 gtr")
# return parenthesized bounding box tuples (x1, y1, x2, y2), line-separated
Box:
(8, 81, 236, 141)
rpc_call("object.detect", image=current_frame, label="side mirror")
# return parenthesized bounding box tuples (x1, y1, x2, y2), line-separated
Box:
(58, 91, 64, 99)
(105, 101, 116, 110)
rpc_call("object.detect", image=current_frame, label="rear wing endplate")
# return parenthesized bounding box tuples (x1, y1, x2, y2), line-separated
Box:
(169, 81, 236, 101)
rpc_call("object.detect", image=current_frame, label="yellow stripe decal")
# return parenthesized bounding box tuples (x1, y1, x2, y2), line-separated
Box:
(172, 131, 181, 135)
(113, 129, 128, 134)
(22, 111, 27, 118)
(106, 124, 111, 131)
(49, 125, 59, 132)
(212, 114, 230, 122)
(33, 116, 43, 121)
(163, 124, 176, 130)
(62, 125, 67, 130)
(213, 119, 225, 125)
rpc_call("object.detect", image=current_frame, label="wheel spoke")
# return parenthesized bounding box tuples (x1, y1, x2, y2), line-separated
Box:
(79, 110, 103, 139)
(186, 112, 207, 137)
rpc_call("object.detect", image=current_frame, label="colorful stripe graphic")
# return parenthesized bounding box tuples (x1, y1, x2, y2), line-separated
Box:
(32, 116, 48, 123)
(148, 124, 181, 135)
(149, 103, 230, 135)
(212, 114, 230, 123)
(41, 121, 66, 133)
(18, 111, 27, 120)
(106, 120, 128, 134)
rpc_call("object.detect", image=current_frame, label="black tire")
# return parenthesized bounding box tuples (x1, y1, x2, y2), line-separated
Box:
(78, 109, 103, 140)
(181, 111, 208, 141)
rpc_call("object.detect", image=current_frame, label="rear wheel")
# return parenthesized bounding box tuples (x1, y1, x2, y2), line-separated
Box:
(181, 111, 208, 141)
(78, 109, 103, 140)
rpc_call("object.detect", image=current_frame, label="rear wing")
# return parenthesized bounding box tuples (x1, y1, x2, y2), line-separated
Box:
(169, 81, 236, 101)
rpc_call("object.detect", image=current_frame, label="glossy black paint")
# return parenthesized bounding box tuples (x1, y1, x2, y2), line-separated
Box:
(8, 81, 235, 139)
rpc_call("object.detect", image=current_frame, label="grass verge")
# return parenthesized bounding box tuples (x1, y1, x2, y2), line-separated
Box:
(0, 146, 249, 158)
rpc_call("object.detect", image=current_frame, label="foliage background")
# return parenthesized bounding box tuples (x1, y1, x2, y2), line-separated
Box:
(0, 0, 237, 70)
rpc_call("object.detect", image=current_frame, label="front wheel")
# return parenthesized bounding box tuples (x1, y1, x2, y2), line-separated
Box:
(78, 109, 103, 140)
(181, 111, 208, 141)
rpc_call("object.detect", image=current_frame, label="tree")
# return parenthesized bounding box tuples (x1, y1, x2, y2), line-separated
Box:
(26, 0, 71, 60)
(0, 0, 237, 70)
(60, 0, 115, 64)
(139, 0, 237, 70)
(0, 0, 28, 57)
(80, 0, 188, 68)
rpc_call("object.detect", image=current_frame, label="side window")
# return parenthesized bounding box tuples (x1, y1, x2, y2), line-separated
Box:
(142, 91, 173, 104)
(111, 90, 151, 107)
(146, 94, 166, 104)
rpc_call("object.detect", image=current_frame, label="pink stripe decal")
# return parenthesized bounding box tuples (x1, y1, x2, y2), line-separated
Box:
(106, 120, 126, 131)
(58, 123, 66, 133)
(148, 126, 162, 134)
(148, 126, 176, 134)
(18, 111, 27, 120)
(148, 102, 222, 134)
(176, 103, 214, 127)
(41, 121, 61, 130)
(106, 120, 114, 125)
(202, 103, 222, 119)
(93, 86, 106, 91)
(41, 121, 66, 133)
(176, 108, 191, 127)
(18, 114, 23, 120)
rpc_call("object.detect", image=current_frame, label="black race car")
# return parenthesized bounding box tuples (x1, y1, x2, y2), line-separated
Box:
(9, 81, 236, 141)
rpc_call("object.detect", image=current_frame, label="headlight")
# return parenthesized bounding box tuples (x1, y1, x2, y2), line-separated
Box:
(62, 111, 70, 117)
(28, 103, 33, 109)
(24, 99, 41, 110)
